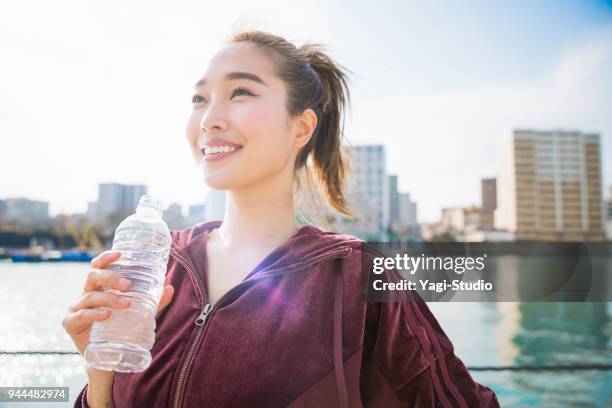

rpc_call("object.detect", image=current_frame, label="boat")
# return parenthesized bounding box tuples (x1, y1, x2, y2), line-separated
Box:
(41, 250, 63, 262)
(60, 249, 96, 262)
(9, 245, 45, 263)
(7, 247, 103, 263)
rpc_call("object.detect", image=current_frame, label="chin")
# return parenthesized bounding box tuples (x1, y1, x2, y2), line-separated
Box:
(202, 172, 238, 190)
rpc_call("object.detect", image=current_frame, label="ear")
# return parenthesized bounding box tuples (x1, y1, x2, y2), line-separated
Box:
(292, 108, 318, 150)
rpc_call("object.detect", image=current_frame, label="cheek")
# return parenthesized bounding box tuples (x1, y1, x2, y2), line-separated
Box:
(186, 112, 201, 151)
(234, 104, 269, 135)
(234, 101, 291, 152)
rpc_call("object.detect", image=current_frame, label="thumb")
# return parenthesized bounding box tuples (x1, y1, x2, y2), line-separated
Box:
(156, 285, 175, 318)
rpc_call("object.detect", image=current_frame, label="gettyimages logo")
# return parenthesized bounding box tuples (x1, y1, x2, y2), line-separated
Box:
(372, 253, 493, 295)
(360, 242, 611, 302)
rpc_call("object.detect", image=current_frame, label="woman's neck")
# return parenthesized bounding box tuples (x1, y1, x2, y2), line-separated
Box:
(213, 180, 300, 251)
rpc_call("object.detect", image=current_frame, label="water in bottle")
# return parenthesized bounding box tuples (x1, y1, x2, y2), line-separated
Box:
(84, 195, 171, 372)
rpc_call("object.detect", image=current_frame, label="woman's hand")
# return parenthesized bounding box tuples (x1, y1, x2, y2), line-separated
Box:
(62, 250, 175, 356)
(63, 250, 175, 407)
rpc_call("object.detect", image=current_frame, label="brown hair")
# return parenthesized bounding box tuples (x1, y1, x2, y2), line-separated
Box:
(227, 30, 358, 224)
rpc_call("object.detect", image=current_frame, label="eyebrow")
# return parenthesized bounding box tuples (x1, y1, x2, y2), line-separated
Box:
(194, 72, 268, 88)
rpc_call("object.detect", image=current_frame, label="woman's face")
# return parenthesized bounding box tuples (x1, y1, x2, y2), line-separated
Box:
(186, 42, 311, 191)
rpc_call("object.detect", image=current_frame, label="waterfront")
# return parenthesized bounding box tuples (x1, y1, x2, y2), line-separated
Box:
(0, 260, 611, 407)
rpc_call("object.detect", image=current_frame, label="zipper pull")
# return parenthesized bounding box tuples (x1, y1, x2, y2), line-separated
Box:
(195, 303, 213, 326)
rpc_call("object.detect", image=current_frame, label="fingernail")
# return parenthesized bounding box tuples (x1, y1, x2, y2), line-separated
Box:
(119, 278, 131, 287)
(118, 297, 131, 305)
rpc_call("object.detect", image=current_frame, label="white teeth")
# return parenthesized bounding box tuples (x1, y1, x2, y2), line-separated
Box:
(203, 145, 239, 155)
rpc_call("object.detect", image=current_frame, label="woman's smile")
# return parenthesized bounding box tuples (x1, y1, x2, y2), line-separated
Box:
(200, 141, 244, 162)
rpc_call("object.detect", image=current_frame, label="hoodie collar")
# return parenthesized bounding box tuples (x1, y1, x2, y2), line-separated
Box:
(170, 219, 361, 282)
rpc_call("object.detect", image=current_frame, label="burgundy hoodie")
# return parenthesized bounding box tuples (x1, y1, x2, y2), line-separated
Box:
(75, 220, 499, 407)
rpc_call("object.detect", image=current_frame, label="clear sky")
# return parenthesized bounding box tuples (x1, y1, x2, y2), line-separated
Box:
(1, 0, 611, 222)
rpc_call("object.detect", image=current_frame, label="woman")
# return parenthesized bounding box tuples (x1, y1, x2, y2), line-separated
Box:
(64, 30, 500, 407)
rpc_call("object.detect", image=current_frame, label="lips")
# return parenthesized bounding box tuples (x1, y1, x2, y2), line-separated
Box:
(199, 144, 244, 163)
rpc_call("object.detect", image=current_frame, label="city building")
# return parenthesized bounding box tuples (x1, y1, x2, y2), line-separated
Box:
(495, 129, 604, 241)
(398, 192, 418, 228)
(438, 204, 516, 242)
(95, 183, 148, 220)
(188, 203, 206, 220)
(605, 186, 612, 240)
(480, 178, 497, 229)
(464, 229, 515, 242)
(421, 222, 452, 241)
(387, 192, 419, 241)
(388, 175, 400, 226)
(1, 197, 50, 223)
(323, 183, 381, 240)
(442, 206, 481, 234)
(87, 201, 98, 220)
(163, 203, 184, 228)
(348, 145, 389, 237)
(0, 199, 6, 220)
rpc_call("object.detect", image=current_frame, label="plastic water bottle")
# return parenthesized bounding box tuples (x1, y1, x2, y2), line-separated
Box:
(84, 195, 171, 372)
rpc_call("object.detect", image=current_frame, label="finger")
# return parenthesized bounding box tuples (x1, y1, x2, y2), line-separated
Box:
(83, 268, 132, 294)
(91, 250, 122, 269)
(69, 291, 132, 313)
(157, 285, 174, 312)
(62, 308, 112, 334)
(156, 285, 174, 318)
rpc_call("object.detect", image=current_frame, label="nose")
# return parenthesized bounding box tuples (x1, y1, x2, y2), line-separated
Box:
(199, 101, 228, 133)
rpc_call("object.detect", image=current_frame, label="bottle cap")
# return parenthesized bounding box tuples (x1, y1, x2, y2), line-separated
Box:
(137, 195, 163, 212)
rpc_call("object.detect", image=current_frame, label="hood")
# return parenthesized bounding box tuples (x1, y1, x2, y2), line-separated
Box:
(170, 219, 363, 280)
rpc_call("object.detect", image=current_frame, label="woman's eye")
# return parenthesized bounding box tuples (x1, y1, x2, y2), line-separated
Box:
(192, 94, 205, 104)
(192, 88, 253, 104)
(231, 88, 253, 98)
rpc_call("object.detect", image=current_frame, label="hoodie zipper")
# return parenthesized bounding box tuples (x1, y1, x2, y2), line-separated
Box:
(195, 303, 213, 326)
(169, 244, 352, 408)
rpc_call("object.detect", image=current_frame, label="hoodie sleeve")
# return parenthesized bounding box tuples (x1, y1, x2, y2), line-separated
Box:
(74, 384, 90, 408)
(359, 257, 500, 407)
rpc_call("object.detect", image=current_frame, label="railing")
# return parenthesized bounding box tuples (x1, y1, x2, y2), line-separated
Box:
(1, 351, 611, 371)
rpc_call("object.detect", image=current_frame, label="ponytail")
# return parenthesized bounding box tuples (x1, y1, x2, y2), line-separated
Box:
(298, 44, 356, 220)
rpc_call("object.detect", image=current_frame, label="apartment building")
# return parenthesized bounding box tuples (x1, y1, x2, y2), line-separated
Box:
(495, 129, 604, 241)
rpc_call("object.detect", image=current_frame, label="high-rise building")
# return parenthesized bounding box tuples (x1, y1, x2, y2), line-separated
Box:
(96, 183, 148, 220)
(348, 145, 388, 236)
(2, 198, 49, 223)
(495, 129, 604, 241)
(87, 202, 98, 220)
(388, 175, 400, 226)
(481, 178, 497, 213)
(480, 178, 497, 229)
(605, 186, 612, 240)
(398, 192, 418, 228)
